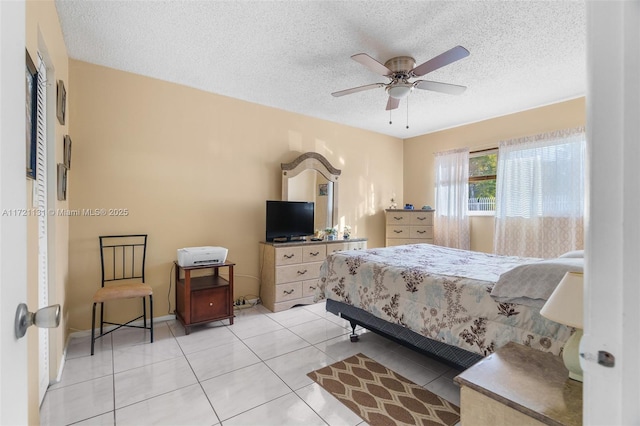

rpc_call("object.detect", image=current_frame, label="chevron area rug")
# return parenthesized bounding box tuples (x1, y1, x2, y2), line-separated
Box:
(307, 353, 460, 426)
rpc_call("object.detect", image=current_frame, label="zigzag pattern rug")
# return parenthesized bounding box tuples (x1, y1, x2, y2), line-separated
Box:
(307, 353, 460, 426)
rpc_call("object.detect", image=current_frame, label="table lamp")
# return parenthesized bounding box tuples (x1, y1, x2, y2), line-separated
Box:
(540, 271, 584, 382)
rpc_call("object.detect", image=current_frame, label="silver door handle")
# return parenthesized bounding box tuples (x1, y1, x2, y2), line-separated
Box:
(15, 303, 61, 339)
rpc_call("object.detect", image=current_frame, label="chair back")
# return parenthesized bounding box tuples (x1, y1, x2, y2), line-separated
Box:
(99, 234, 148, 287)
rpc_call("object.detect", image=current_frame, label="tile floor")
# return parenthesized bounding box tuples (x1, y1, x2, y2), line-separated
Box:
(40, 301, 464, 426)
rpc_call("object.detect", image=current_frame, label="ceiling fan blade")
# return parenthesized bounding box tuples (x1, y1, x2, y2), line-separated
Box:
(331, 83, 384, 97)
(386, 96, 400, 111)
(351, 53, 393, 76)
(410, 45, 470, 77)
(414, 80, 467, 95)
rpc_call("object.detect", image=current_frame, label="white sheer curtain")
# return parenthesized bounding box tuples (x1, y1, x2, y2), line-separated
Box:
(494, 127, 586, 258)
(434, 148, 470, 249)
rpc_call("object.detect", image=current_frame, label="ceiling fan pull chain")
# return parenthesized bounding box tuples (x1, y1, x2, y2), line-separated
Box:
(406, 97, 409, 129)
(389, 110, 392, 125)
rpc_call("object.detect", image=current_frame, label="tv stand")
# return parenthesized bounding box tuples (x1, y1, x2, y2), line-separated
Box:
(258, 238, 367, 312)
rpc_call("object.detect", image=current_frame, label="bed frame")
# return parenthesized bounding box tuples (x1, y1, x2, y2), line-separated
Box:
(326, 298, 483, 370)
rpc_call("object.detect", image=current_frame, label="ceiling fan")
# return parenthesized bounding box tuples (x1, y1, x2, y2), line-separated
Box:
(331, 45, 470, 111)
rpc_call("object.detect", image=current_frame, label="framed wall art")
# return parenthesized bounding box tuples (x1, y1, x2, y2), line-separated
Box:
(64, 135, 72, 169)
(56, 79, 66, 125)
(57, 163, 67, 201)
(26, 49, 38, 179)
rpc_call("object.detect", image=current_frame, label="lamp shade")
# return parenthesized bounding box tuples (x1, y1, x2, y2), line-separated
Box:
(540, 271, 583, 328)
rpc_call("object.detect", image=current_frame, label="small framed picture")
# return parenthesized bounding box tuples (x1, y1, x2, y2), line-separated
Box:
(57, 163, 67, 201)
(319, 183, 328, 196)
(63, 135, 72, 169)
(56, 80, 66, 125)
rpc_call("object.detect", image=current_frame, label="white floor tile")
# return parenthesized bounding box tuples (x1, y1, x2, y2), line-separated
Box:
(227, 314, 284, 340)
(49, 349, 113, 390)
(115, 384, 218, 426)
(73, 412, 115, 425)
(266, 305, 323, 328)
(423, 375, 462, 406)
(265, 345, 336, 390)
(201, 362, 291, 421)
(114, 356, 197, 409)
(113, 333, 184, 373)
(223, 392, 326, 426)
(242, 328, 311, 360)
(45, 303, 465, 425)
(174, 323, 240, 355)
(186, 339, 260, 381)
(40, 376, 114, 425)
(369, 351, 441, 387)
(296, 383, 364, 426)
(288, 317, 350, 344)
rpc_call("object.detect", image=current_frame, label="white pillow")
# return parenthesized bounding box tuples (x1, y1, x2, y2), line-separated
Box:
(558, 250, 584, 258)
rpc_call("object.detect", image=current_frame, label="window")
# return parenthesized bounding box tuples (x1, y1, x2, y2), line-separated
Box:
(468, 149, 497, 213)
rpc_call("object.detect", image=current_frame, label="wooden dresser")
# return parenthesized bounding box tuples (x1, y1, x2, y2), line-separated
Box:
(385, 209, 434, 246)
(259, 238, 367, 312)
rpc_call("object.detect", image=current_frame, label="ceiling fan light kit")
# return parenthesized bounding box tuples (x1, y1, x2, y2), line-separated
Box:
(332, 45, 470, 117)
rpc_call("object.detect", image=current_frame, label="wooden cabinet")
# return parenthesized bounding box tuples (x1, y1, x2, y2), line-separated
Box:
(259, 239, 367, 312)
(454, 342, 582, 426)
(175, 261, 234, 334)
(385, 209, 434, 246)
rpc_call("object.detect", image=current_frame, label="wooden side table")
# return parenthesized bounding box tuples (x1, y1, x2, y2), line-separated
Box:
(174, 261, 234, 334)
(454, 342, 582, 426)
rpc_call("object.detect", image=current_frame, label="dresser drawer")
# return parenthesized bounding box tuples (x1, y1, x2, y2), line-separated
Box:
(386, 225, 410, 238)
(410, 226, 433, 239)
(410, 212, 434, 226)
(347, 241, 368, 251)
(386, 211, 412, 225)
(275, 282, 302, 302)
(386, 238, 414, 247)
(274, 246, 303, 266)
(275, 261, 324, 284)
(190, 286, 230, 323)
(327, 243, 348, 254)
(302, 279, 320, 297)
(303, 245, 327, 263)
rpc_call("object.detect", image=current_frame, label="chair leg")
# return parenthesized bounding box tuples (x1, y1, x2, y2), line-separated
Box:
(149, 294, 154, 343)
(143, 297, 147, 329)
(91, 302, 97, 356)
(99, 302, 104, 336)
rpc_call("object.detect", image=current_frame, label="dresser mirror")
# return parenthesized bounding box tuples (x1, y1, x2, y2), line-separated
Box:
(281, 152, 340, 231)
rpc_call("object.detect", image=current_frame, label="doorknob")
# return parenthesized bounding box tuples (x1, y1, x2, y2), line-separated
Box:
(14, 303, 61, 339)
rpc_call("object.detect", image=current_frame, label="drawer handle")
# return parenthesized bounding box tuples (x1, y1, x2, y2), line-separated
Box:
(283, 254, 295, 259)
(309, 251, 319, 256)
(297, 269, 308, 275)
(417, 217, 427, 221)
(309, 285, 316, 290)
(209, 302, 213, 306)
(283, 289, 294, 295)
(417, 230, 427, 234)
(393, 230, 404, 234)
(393, 216, 403, 221)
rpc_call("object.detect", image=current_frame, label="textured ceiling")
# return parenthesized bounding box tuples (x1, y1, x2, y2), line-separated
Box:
(54, 0, 586, 139)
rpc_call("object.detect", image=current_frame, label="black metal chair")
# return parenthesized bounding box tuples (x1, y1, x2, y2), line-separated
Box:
(91, 234, 153, 355)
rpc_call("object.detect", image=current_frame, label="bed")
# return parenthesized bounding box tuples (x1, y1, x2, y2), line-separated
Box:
(315, 243, 581, 369)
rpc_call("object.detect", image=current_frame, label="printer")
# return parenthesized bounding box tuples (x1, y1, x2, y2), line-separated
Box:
(177, 246, 228, 267)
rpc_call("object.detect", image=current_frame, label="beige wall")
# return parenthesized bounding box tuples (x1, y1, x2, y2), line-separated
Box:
(67, 60, 403, 331)
(403, 97, 586, 253)
(25, 0, 69, 423)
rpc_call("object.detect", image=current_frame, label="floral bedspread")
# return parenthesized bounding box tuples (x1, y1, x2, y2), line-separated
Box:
(316, 244, 572, 357)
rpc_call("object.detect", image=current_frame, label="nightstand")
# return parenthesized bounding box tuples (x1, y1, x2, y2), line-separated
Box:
(454, 342, 582, 425)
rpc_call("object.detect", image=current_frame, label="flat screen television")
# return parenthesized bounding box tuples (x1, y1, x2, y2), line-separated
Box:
(265, 200, 315, 242)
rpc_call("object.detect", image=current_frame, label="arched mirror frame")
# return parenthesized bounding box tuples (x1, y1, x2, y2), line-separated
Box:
(281, 152, 341, 228)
